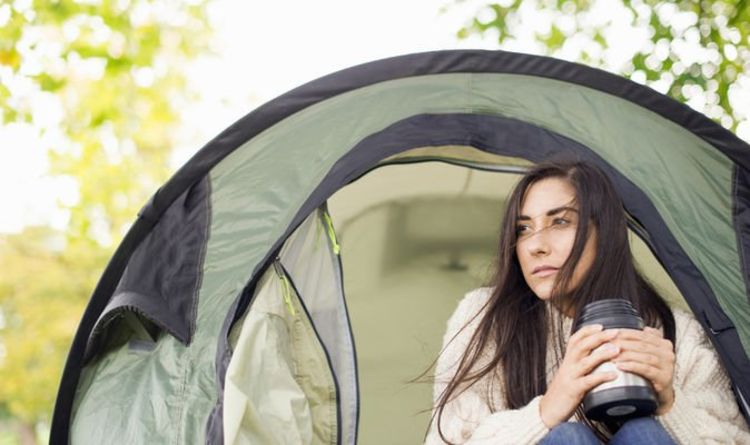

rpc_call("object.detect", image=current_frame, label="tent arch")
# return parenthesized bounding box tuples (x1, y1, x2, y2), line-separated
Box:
(204, 112, 749, 442)
(53, 50, 750, 444)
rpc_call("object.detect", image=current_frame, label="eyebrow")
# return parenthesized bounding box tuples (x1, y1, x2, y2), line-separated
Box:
(517, 206, 579, 221)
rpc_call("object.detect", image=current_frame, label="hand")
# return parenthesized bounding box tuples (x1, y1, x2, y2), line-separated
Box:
(612, 327, 676, 415)
(540, 324, 620, 428)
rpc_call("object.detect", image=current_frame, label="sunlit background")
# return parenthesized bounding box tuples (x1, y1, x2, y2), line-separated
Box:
(1, 0, 748, 442)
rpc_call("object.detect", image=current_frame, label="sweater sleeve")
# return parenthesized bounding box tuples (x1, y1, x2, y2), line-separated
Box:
(657, 311, 750, 444)
(424, 289, 550, 445)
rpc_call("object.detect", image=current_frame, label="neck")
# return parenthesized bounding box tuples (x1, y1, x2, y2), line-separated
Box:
(550, 298, 575, 318)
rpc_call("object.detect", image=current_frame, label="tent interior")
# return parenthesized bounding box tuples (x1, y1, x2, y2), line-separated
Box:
(286, 147, 688, 444)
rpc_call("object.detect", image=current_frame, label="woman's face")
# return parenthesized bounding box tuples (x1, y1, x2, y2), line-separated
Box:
(515, 177, 597, 301)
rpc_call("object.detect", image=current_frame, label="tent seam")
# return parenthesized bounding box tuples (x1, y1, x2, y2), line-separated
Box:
(189, 176, 212, 341)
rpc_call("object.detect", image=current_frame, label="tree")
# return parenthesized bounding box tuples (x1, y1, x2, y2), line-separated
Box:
(455, 0, 750, 137)
(0, 1, 211, 443)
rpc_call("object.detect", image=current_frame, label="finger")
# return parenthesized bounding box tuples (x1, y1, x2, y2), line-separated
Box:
(615, 329, 664, 347)
(615, 361, 664, 387)
(614, 350, 663, 369)
(612, 328, 647, 340)
(612, 339, 657, 354)
(643, 326, 664, 338)
(577, 343, 620, 376)
(579, 371, 618, 393)
(614, 338, 674, 357)
(569, 324, 604, 345)
(571, 329, 619, 358)
(615, 360, 674, 394)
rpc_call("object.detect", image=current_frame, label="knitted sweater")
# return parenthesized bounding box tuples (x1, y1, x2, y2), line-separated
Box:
(425, 287, 750, 445)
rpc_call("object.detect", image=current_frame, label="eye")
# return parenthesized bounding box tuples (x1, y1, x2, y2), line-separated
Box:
(515, 224, 531, 236)
(552, 217, 570, 226)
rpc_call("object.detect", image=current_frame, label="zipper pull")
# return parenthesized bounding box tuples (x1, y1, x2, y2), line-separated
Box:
(273, 259, 296, 317)
(322, 210, 341, 255)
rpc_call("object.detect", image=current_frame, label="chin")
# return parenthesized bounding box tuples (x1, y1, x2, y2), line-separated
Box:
(531, 288, 553, 301)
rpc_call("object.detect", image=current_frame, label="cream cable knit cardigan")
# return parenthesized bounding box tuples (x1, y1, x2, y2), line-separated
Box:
(425, 287, 750, 445)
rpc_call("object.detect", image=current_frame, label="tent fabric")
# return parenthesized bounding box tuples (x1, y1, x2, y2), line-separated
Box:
(69, 176, 213, 443)
(343, 113, 746, 334)
(735, 165, 750, 300)
(84, 175, 210, 361)
(277, 206, 358, 445)
(52, 50, 750, 444)
(223, 261, 338, 445)
(203, 111, 748, 427)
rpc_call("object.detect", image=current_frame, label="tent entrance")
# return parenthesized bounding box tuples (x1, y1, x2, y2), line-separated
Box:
(224, 150, 688, 445)
(328, 156, 688, 445)
(224, 206, 357, 445)
(329, 161, 508, 444)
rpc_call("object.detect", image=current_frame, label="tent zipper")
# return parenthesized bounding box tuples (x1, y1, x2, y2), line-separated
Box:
(273, 259, 296, 317)
(319, 205, 357, 445)
(322, 209, 341, 255)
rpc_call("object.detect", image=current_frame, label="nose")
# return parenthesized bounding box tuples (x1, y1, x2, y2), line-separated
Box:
(525, 229, 550, 257)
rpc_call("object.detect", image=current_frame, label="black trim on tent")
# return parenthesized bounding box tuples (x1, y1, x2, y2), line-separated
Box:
(734, 165, 750, 307)
(51, 50, 750, 443)
(207, 113, 750, 443)
(83, 176, 210, 362)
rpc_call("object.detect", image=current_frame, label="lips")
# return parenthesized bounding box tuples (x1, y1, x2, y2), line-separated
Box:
(532, 265, 559, 277)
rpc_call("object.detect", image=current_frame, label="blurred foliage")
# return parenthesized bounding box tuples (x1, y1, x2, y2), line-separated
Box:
(0, 228, 105, 423)
(0, 0, 211, 439)
(456, 0, 750, 132)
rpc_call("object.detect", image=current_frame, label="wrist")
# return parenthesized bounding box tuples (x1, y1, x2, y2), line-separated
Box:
(656, 387, 675, 415)
(539, 394, 559, 429)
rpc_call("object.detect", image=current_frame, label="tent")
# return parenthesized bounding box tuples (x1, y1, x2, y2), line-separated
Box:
(51, 50, 750, 444)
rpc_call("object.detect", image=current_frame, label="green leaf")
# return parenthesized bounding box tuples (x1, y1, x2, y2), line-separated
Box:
(33, 73, 67, 92)
(543, 24, 567, 50)
(593, 30, 607, 47)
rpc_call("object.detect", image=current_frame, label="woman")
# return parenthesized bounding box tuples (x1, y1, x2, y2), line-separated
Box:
(425, 160, 750, 444)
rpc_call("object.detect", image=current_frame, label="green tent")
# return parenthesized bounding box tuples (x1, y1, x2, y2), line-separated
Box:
(52, 50, 750, 444)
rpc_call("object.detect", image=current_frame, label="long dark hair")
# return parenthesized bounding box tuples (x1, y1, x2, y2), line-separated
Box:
(433, 160, 676, 443)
